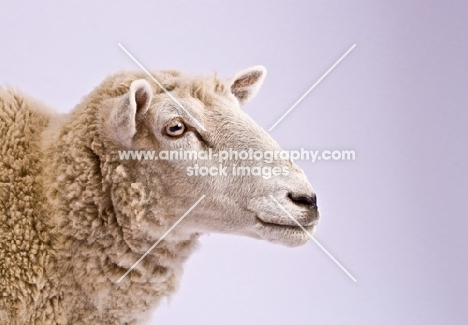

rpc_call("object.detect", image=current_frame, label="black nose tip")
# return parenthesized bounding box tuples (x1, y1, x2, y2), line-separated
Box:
(288, 193, 317, 208)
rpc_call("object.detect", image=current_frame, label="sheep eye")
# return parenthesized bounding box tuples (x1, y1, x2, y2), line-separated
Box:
(166, 120, 186, 137)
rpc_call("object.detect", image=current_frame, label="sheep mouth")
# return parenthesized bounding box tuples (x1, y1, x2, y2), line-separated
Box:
(255, 217, 315, 231)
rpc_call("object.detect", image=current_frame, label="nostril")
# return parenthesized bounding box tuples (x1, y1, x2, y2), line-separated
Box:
(288, 193, 317, 207)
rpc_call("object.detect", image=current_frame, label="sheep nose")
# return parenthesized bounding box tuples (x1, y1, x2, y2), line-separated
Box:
(288, 193, 317, 208)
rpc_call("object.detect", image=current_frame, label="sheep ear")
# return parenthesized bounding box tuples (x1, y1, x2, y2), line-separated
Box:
(129, 79, 153, 117)
(108, 79, 153, 147)
(230, 66, 266, 106)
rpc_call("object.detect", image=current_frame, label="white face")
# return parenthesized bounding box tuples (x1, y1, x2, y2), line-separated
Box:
(105, 67, 319, 247)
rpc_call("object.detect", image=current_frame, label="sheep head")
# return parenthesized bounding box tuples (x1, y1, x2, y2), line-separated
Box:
(100, 66, 319, 248)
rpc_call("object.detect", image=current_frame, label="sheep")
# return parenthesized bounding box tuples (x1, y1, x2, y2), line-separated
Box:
(0, 66, 319, 324)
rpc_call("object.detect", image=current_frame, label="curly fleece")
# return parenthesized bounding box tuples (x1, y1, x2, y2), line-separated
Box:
(0, 71, 214, 324)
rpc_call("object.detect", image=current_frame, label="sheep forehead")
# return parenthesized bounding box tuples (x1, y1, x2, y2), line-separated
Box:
(166, 74, 231, 105)
(152, 74, 238, 125)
